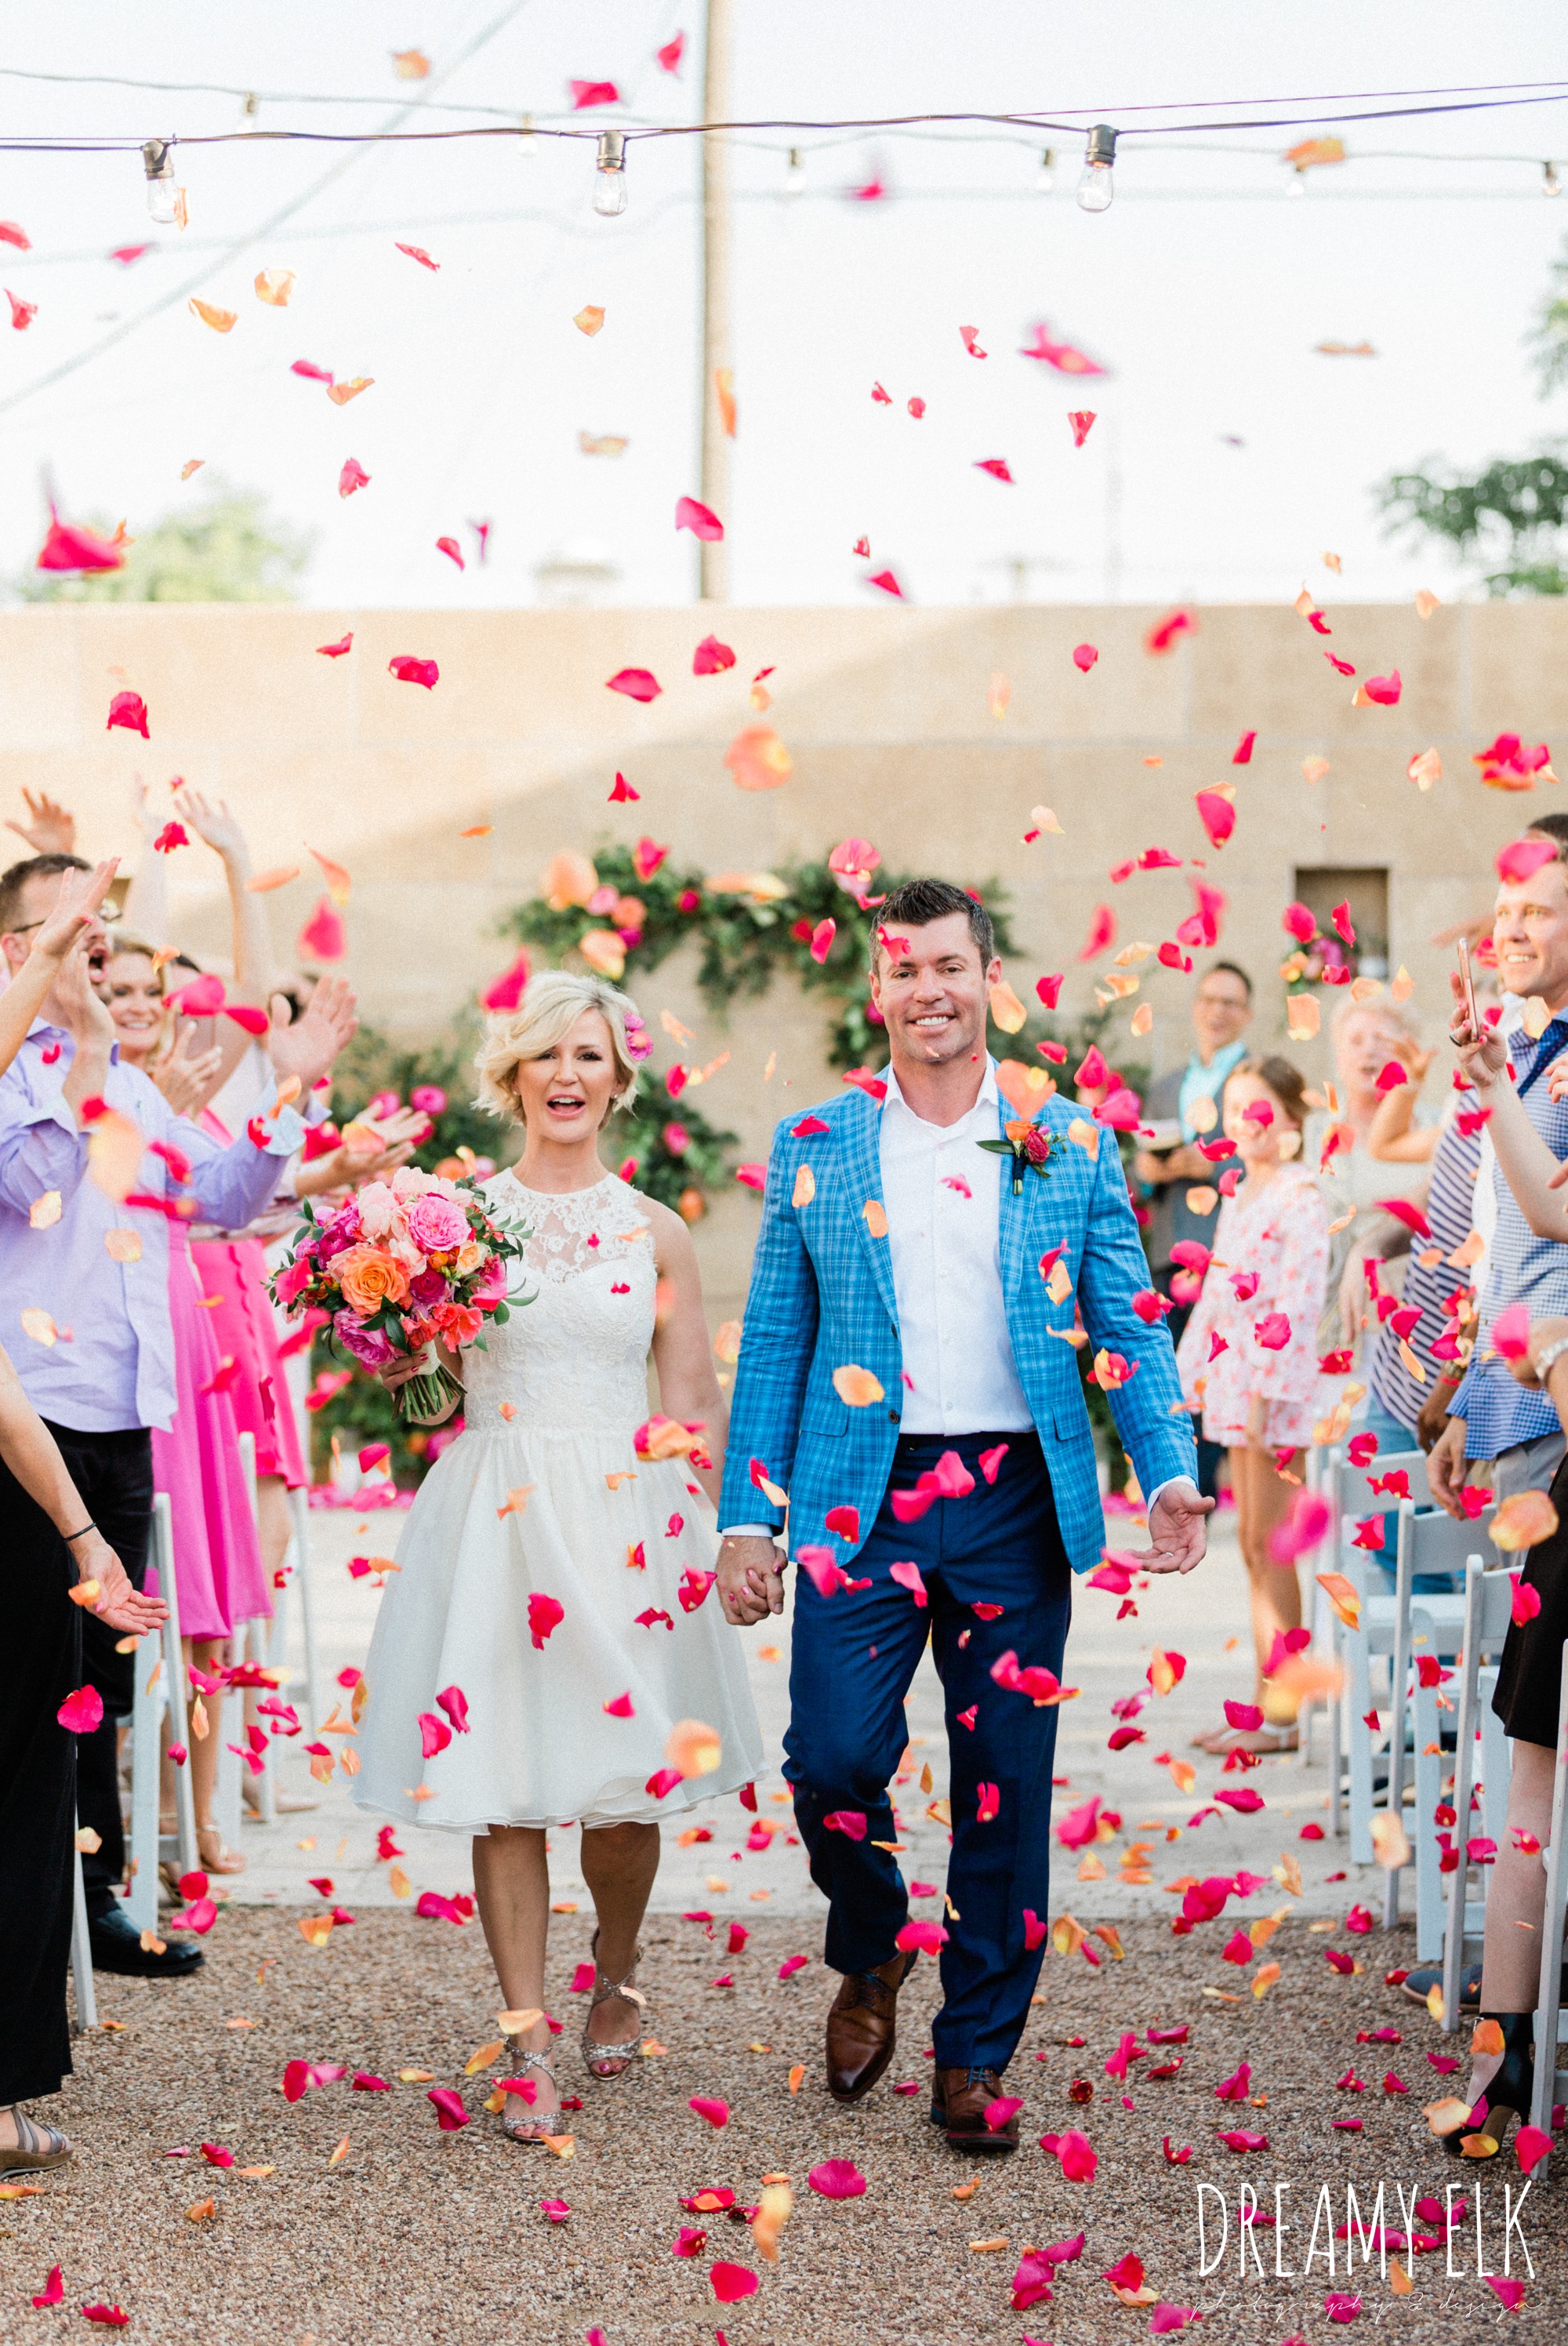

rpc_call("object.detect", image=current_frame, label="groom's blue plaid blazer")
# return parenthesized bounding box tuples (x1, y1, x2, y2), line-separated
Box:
(718, 1082, 1197, 1575)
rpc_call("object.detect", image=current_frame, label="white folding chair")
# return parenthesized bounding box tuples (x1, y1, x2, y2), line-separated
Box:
(125, 1494, 198, 1933)
(1381, 1501, 1496, 1925)
(1409, 1542, 1504, 1963)
(264, 1484, 324, 1734)
(1439, 1561, 1519, 2022)
(1526, 1642, 1568, 2151)
(70, 1837, 96, 2032)
(1323, 1447, 1432, 1861)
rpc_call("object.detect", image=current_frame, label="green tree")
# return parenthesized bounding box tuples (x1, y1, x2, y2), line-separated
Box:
(20, 478, 311, 603)
(1378, 246, 1568, 595)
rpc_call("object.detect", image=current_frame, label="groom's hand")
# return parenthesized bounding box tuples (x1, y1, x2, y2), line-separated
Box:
(1134, 1479, 1214, 1575)
(717, 1535, 786, 1625)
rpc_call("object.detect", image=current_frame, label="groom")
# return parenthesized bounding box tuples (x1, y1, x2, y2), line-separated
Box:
(716, 879, 1210, 2152)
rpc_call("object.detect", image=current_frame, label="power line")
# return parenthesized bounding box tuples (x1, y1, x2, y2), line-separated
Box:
(0, 1, 536, 421)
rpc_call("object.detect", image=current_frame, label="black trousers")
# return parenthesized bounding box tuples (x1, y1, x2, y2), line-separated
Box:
(46, 1427, 154, 1917)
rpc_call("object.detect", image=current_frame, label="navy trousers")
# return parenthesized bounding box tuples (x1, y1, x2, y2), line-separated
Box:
(785, 1429, 1072, 2074)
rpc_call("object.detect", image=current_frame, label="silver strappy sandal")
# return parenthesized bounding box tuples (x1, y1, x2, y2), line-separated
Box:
(497, 2048, 562, 2143)
(583, 1929, 646, 2081)
(0, 2106, 74, 2178)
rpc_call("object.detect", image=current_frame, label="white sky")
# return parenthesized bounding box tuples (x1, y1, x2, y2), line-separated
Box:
(0, 0, 1565, 608)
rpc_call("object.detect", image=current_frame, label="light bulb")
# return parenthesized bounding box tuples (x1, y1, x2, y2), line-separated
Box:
(1075, 124, 1116, 215)
(1035, 147, 1055, 193)
(238, 91, 260, 133)
(783, 145, 806, 198)
(143, 136, 178, 225)
(1546, 161, 1563, 198)
(517, 111, 536, 158)
(1287, 165, 1308, 197)
(593, 129, 627, 216)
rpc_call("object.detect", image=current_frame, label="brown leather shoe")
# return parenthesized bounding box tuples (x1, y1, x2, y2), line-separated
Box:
(930, 2065, 1019, 2153)
(825, 1951, 917, 2103)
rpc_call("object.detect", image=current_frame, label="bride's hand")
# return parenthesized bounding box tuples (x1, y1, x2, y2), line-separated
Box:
(378, 1348, 431, 1393)
(717, 1535, 786, 1624)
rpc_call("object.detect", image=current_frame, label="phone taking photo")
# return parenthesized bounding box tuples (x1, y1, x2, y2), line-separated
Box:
(1456, 936, 1479, 1032)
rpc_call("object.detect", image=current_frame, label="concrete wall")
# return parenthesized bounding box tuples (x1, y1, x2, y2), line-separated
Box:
(3, 599, 1561, 1316)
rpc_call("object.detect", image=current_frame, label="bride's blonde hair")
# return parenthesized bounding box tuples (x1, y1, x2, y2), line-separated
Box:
(474, 969, 643, 1126)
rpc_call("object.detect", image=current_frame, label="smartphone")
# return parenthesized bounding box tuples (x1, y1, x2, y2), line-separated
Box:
(1456, 937, 1479, 1032)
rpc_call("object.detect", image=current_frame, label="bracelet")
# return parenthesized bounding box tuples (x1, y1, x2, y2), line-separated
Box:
(1534, 1336, 1568, 1384)
(60, 1522, 96, 1542)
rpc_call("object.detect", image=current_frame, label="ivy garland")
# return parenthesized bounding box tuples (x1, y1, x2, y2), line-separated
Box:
(505, 841, 1028, 1073)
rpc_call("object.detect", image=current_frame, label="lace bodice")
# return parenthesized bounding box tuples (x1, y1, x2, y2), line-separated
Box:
(460, 1171, 659, 1435)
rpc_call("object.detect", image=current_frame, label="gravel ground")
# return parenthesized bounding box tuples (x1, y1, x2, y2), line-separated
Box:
(4, 1911, 1561, 2346)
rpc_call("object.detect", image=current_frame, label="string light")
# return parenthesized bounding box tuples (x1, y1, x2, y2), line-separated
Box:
(141, 136, 179, 224)
(1076, 123, 1116, 212)
(517, 110, 535, 157)
(1034, 146, 1055, 191)
(593, 128, 627, 216)
(1546, 159, 1563, 196)
(237, 91, 260, 133)
(784, 144, 806, 195)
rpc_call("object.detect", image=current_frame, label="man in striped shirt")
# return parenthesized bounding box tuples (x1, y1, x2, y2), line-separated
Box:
(1433, 814, 1568, 1508)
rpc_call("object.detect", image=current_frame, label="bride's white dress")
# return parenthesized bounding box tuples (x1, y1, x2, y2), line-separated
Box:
(352, 1170, 764, 1831)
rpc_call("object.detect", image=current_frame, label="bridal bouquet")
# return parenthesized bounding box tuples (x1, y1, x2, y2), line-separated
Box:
(272, 1165, 531, 1422)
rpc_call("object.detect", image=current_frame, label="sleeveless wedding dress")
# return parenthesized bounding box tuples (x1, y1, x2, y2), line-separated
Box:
(352, 1169, 764, 1831)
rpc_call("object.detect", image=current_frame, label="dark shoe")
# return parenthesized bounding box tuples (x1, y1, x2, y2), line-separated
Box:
(825, 1952, 916, 2103)
(89, 1905, 204, 1977)
(1401, 1963, 1480, 2009)
(1436, 2014, 1535, 2158)
(930, 2065, 1018, 2154)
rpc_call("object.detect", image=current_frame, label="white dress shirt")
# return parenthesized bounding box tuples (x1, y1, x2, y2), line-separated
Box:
(878, 1059, 1033, 1433)
(720, 1058, 1194, 1534)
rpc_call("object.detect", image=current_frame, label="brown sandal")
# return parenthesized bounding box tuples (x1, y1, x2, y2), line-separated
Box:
(0, 2108, 74, 2178)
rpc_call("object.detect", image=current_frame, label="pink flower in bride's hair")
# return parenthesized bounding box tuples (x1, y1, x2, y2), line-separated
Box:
(406, 1190, 470, 1255)
(432, 1299, 484, 1346)
(622, 1011, 652, 1062)
(332, 1310, 399, 1370)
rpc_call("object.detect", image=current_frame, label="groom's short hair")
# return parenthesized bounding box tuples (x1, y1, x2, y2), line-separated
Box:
(873, 878, 994, 970)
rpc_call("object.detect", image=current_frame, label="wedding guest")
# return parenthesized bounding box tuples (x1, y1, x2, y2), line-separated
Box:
(0, 852, 355, 1974)
(1175, 1056, 1330, 1752)
(1134, 960, 1252, 1501)
(1309, 997, 1433, 1360)
(0, 1336, 165, 2177)
(353, 972, 763, 2142)
(1432, 816, 1568, 1515)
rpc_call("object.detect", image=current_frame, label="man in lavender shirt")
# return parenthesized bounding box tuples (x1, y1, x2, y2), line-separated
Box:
(0, 853, 357, 1975)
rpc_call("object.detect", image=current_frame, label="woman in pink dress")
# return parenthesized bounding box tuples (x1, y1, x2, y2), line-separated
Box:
(101, 942, 270, 1872)
(1174, 1055, 1330, 1755)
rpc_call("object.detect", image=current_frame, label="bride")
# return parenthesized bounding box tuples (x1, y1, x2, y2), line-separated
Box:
(352, 971, 764, 2141)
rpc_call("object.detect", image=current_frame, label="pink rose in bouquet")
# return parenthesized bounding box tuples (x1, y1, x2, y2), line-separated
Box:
(406, 1190, 470, 1256)
(271, 1167, 532, 1425)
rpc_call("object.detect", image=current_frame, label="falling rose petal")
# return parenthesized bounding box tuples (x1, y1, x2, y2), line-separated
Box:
(689, 2095, 730, 2128)
(865, 568, 904, 597)
(388, 654, 438, 688)
(316, 633, 353, 659)
(1078, 904, 1116, 961)
(36, 514, 126, 573)
(426, 2087, 470, 2131)
(1038, 2129, 1097, 2181)
(1497, 836, 1559, 884)
(724, 724, 793, 790)
(1018, 319, 1108, 374)
(1194, 786, 1236, 848)
(436, 536, 465, 568)
(710, 2262, 759, 2303)
(831, 1364, 884, 1407)
(1068, 409, 1096, 446)
(693, 632, 736, 675)
(975, 457, 1014, 482)
(568, 79, 622, 109)
(189, 297, 238, 332)
(808, 2158, 867, 2198)
(895, 1918, 948, 1954)
(58, 1686, 106, 1734)
(606, 666, 662, 703)
(296, 898, 346, 962)
(676, 496, 724, 540)
(1073, 642, 1098, 673)
(396, 241, 441, 271)
(107, 690, 149, 739)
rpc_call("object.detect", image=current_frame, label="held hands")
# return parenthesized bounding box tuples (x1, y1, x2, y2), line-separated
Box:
(717, 1534, 786, 1625)
(1134, 1480, 1214, 1575)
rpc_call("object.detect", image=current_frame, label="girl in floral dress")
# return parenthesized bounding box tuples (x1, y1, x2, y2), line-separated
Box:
(1174, 1055, 1330, 1753)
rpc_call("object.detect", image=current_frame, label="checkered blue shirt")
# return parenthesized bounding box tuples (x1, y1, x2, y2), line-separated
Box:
(1452, 1016, 1568, 1460)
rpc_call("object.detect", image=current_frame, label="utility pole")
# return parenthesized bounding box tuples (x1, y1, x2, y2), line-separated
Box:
(699, 0, 732, 602)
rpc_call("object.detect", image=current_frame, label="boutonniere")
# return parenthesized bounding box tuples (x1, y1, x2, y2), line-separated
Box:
(978, 1117, 1054, 1196)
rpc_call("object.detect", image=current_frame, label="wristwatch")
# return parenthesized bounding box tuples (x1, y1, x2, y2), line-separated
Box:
(1534, 1334, 1568, 1385)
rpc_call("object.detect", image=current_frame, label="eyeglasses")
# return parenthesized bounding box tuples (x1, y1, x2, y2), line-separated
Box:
(7, 906, 124, 937)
